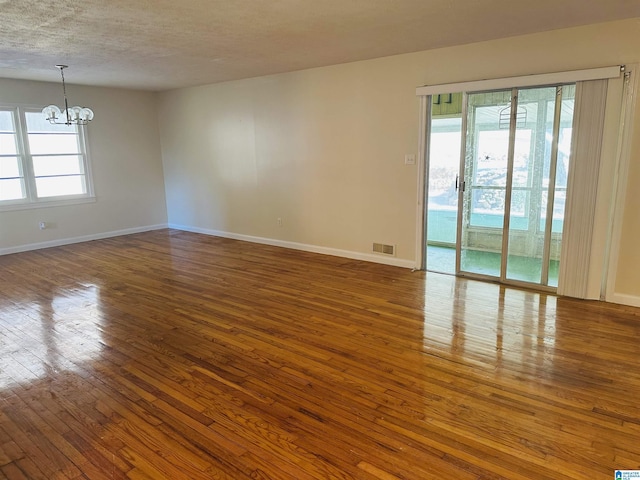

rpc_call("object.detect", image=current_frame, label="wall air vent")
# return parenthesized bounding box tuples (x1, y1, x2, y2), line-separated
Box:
(372, 243, 395, 256)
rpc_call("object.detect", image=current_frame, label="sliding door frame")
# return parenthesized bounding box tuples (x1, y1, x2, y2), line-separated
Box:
(416, 65, 625, 296)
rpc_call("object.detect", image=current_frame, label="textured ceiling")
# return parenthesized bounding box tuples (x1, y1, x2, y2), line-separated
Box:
(1, 0, 639, 91)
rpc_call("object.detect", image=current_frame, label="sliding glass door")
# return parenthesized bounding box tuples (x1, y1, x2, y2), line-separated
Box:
(503, 86, 575, 286)
(425, 84, 575, 289)
(425, 95, 463, 274)
(460, 90, 512, 277)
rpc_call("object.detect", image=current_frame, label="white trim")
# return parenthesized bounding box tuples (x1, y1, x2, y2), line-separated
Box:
(0, 196, 96, 212)
(169, 224, 416, 269)
(606, 293, 640, 308)
(0, 224, 167, 256)
(416, 66, 622, 96)
(605, 66, 638, 303)
(415, 95, 428, 270)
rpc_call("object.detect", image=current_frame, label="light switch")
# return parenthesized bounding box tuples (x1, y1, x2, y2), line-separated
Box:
(405, 154, 416, 165)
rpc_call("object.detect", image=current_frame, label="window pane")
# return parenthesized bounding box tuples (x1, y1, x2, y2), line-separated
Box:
(551, 190, 566, 233)
(0, 111, 15, 133)
(33, 155, 83, 177)
(475, 129, 509, 186)
(35, 175, 86, 197)
(428, 120, 461, 246)
(509, 189, 529, 230)
(556, 87, 575, 191)
(25, 112, 76, 133)
(512, 129, 532, 187)
(470, 188, 505, 227)
(28, 133, 80, 154)
(0, 133, 17, 155)
(0, 178, 25, 200)
(0, 157, 21, 179)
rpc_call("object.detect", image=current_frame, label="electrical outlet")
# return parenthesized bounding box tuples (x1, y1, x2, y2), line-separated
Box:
(277, 217, 283, 227)
(39, 221, 46, 230)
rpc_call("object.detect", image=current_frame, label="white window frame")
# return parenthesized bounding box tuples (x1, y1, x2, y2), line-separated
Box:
(0, 104, 95, 211)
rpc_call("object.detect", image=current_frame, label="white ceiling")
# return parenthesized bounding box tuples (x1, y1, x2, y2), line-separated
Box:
(1, 0, 639, 91)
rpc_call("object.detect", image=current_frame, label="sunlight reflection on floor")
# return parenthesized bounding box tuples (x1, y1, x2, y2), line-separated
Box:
(0, 284, 104, 389)
(421, 273, 557, 375)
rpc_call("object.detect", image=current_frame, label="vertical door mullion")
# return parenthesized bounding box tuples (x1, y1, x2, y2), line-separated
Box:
(500, 89, 520, 282)
(541, 86, 563, 285)
(455, 92, 469, 275)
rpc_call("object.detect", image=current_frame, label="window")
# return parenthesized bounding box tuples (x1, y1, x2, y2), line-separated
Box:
(0, 106, 93, 209)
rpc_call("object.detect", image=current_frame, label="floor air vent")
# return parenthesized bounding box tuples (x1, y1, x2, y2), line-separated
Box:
(372, 243, 395, 256)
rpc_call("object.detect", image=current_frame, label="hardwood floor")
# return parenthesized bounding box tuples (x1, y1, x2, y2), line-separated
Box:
(1, 229, 639, 479)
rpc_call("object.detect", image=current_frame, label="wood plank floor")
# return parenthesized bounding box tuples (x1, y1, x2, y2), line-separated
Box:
(1, 229, 639, 479)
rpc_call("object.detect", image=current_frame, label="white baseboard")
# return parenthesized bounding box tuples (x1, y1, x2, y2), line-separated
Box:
(606, 292, 640, 308)
(0, 224, 168, 256)
(169, 224, 417, 269)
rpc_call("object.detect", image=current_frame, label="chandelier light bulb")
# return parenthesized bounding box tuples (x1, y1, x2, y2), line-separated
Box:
(42, 105, 62, 122)
(80, 108, 94, 121)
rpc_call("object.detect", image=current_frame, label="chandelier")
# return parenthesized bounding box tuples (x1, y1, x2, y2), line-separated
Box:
(42, 65, 94, 126)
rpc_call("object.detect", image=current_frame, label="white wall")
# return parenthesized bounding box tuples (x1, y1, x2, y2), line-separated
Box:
(0, 78, 167, 253)
(158, 59, 419, 266)
(158, 18, 640, 298)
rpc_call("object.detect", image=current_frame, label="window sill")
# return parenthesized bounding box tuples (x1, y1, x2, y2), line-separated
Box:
(0, 196, 96, 212)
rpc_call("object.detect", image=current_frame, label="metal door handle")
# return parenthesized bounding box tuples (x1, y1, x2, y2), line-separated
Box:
(455, 175, 466, 192)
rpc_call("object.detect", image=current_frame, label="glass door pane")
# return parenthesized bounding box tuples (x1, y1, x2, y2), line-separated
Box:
(426, 95, 463, 274)
(504, 86, 575, 286)
(460, 90, 513, 277)
(504, 87, 555, 284)
(546, 85, 575, 287)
